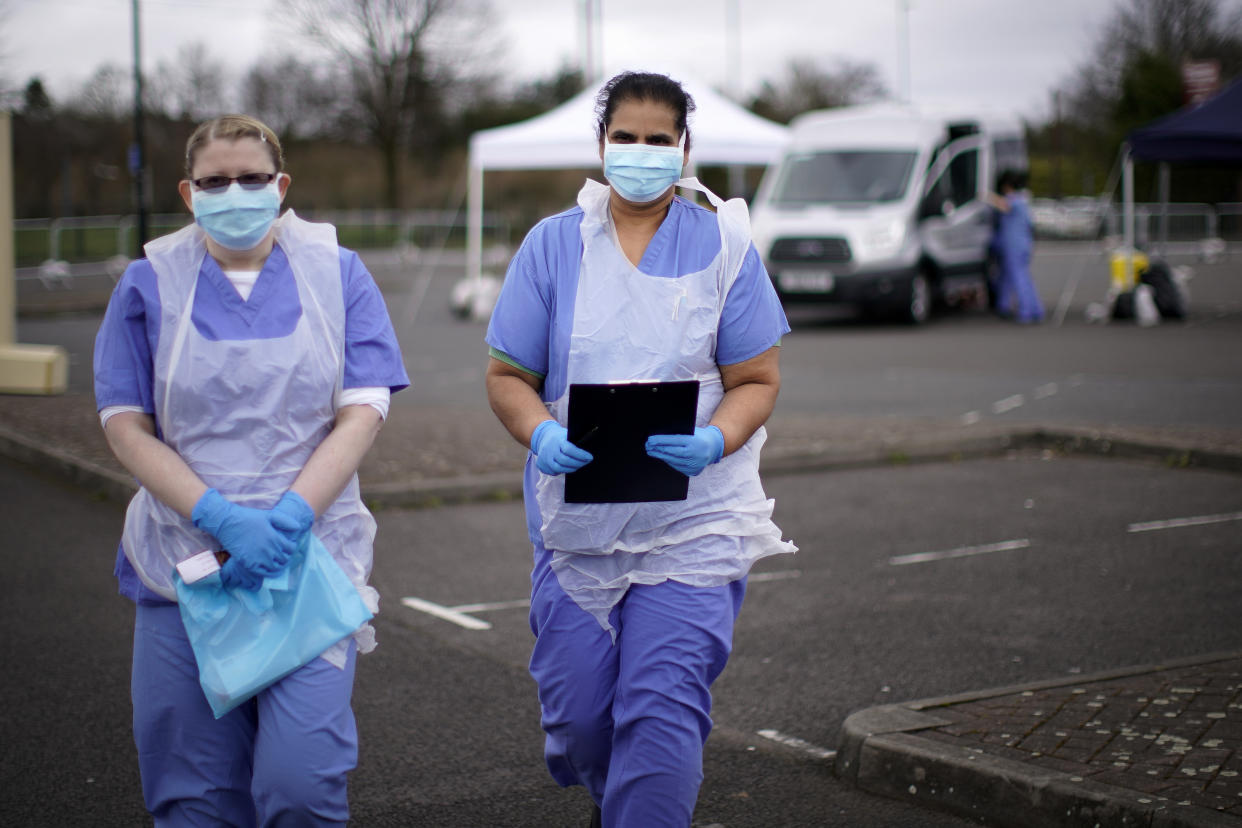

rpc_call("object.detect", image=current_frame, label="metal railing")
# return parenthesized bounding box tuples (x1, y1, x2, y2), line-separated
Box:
(14, 209, 511, 283)
(1029, 200, 1240, 260)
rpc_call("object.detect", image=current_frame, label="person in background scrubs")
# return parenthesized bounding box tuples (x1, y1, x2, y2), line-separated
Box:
(986, 169, 1044, 323)
(93, 114, 408, 826)
(485, 71, 797, 828)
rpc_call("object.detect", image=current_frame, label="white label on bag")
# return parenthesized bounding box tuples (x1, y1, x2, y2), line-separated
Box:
(176, 549, 222, 584)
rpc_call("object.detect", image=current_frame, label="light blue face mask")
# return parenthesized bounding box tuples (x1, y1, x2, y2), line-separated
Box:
(191, 180, 282, 251)
(603, 134, 686, 204)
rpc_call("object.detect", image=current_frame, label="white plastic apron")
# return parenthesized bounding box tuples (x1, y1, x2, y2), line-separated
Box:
(535, 178, 796, 631)
(121, 211, 380, 657)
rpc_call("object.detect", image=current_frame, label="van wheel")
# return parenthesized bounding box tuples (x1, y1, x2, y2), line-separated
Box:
(901, 272, 931, 324)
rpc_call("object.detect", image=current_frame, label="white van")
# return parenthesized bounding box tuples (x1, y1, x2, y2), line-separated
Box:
(749, 102, 1028, 323)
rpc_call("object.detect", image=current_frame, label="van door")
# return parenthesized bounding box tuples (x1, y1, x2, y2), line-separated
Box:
(917, 135, 992, 283)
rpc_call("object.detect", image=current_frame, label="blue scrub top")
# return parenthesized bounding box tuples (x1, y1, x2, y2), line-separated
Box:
(95, 242, 410, 603)
(484, 194, 791, 544)
(996, 193, 1033, 257)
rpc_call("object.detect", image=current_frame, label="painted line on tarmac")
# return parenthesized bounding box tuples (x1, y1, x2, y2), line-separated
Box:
(889, 538, 1031, 566)
(963, 382, 1059, 426)
(992, 394, 1026, 414)
(404, 573, 803, 630)
(401, 596, 495, 630)
(451, 598, 533, 613)
(749, 569, 802, 583)
(756, 729, 836, 760)
(1127, 511, 1242, 533)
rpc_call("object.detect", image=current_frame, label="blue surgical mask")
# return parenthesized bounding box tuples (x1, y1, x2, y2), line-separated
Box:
(191, 180, 282, 251)
(603, 134, 686, 203)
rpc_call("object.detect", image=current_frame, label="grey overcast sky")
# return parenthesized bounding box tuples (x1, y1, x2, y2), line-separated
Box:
(6, 0, 1241, 122)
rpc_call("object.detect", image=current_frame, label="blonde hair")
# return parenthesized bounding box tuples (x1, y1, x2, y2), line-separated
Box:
(184, 114, 284, 177)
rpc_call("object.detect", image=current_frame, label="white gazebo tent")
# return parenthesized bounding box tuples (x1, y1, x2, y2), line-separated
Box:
(464, 75, 791, 293)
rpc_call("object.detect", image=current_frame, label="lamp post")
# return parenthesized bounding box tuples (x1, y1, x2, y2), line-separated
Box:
(581, 0, 603, 84)
(130, 0, 148, 256)
(725, 0, 745, 197)
(896, 0, 911, 102)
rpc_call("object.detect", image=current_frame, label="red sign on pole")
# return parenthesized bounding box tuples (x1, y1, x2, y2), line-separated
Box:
(1181, 60, 1220, 105)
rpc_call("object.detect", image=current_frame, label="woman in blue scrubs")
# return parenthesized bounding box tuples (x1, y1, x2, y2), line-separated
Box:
(988, 169, 1044, 323)
(94, 114, 408, 826)
(485, 72, 797, 828)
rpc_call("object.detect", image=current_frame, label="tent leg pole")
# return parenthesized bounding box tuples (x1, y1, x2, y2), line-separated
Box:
(1123, 148, 1134, 256)
(1157, 162, 1170, 258)
(467, 164, 482, 284)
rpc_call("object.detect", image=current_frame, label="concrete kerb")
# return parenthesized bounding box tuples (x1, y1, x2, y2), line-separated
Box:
(835, 652, 1242, 828)
(0, 420, 136, 502)
(1, 423, 1240, 510)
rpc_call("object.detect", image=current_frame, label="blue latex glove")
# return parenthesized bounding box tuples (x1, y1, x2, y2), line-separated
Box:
(530, 420, 594, 475)
(645, 426, 725, 477)
(219, 557, 263, 591)
(191, 488, 295, 579)
(268, 490, 315, 550)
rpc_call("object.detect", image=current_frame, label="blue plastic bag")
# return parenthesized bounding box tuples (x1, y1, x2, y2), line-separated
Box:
(174, 533, 373, 718)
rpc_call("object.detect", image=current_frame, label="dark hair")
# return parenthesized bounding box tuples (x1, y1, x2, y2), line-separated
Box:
(595, 72, 695, 151)
(997, 168, 1028, 192)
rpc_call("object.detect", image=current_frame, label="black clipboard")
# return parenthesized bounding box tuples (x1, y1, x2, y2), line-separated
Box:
(565, 380, 700, 503)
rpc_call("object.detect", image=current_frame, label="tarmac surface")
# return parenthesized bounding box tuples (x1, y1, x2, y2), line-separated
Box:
(4, 250, 1242, 826)
(3, 396, 1240, 827)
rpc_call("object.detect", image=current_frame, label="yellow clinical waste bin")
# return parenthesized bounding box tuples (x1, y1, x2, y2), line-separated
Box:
(1110, 249, 1149, 291)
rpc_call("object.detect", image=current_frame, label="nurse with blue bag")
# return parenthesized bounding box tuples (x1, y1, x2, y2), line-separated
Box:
(94, 114, 408, 826)
(485, 72, 797, 827)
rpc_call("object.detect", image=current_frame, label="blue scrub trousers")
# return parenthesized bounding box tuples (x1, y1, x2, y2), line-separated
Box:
(996, 248, 1044, 323)
(528, 545, 746, 828)
(132, 603, 358, 827)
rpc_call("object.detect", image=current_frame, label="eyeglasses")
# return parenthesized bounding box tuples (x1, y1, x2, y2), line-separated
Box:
(191, 172, 278, 193)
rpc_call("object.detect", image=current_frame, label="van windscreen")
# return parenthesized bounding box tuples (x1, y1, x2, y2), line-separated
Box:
(770, 150, 917, 206)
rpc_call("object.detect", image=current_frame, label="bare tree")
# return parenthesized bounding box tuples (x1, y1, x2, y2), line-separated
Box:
(146, 42, 231, 122)
(1061, 0, 1242, 125)
(749, 58, 888, 124)
(68, 64, 131, 120)
(282, 0, 497, 208)
(241, 57, 348, 142)
(1029, 0, 1242, 199)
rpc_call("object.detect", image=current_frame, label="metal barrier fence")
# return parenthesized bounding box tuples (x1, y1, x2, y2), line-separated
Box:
(1094, 202, 1242, 244)
(14, 201, 1235, 291)
(13, 209, 510, 273)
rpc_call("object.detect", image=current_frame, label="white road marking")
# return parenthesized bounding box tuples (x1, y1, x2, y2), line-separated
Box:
(889, 539, 1032, 566)
(960, 410, 982, 425)
(756, 729, 836, 760)
(749, 569, 802, 583)
(1034, 382, 1059, 399)
(992, 394, 1026, 414)
(401, 597, 494, 630)
(406, 571, 804, 630)
(1127, 511, 1242, 533)
(450, 598, 532, 613)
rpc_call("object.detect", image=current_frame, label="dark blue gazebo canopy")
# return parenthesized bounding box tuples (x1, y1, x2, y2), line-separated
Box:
(1127, 76, 1242, 163)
